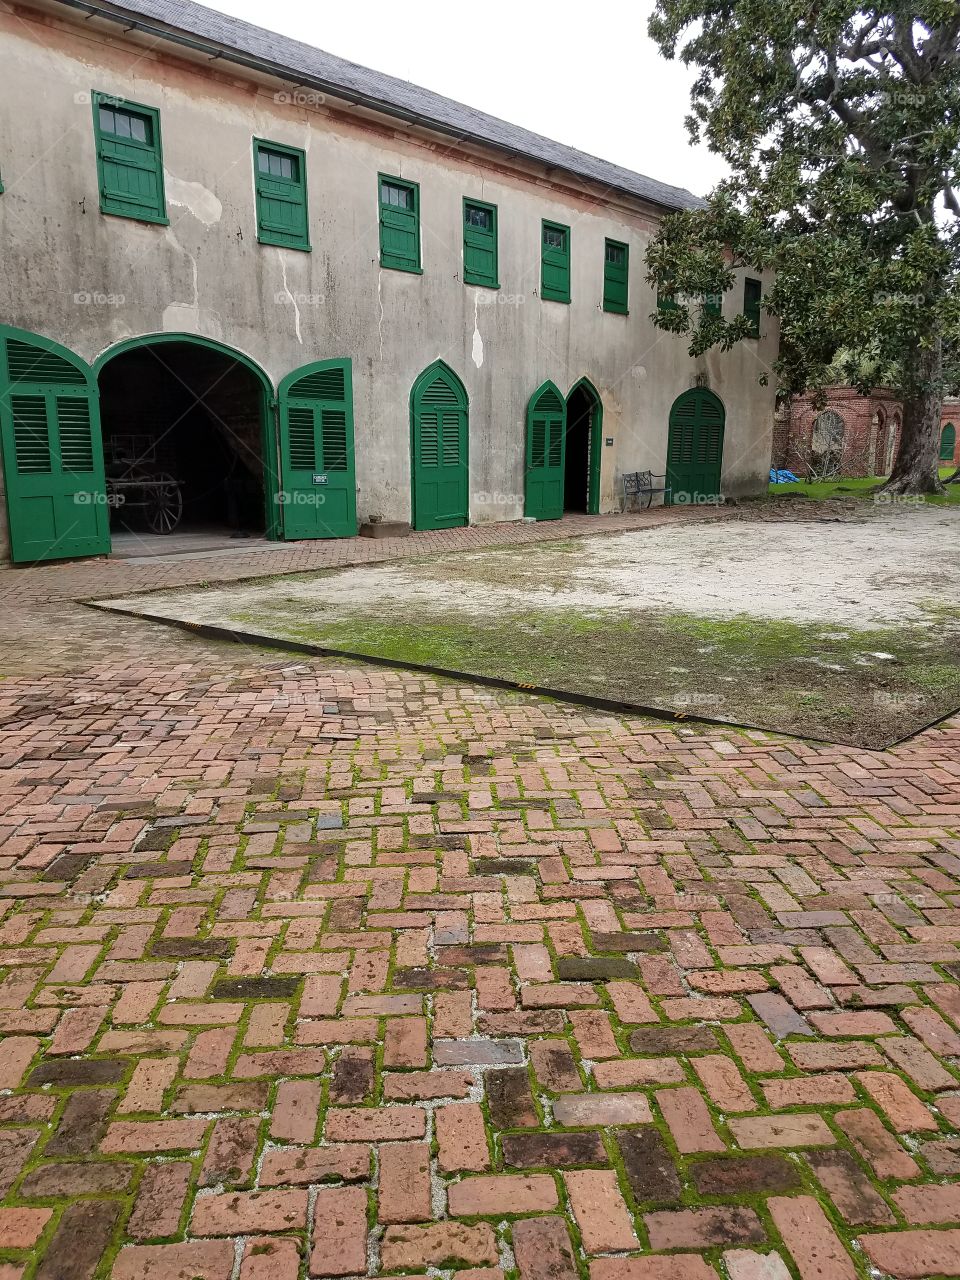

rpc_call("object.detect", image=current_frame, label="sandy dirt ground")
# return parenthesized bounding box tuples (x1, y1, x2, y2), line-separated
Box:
(106, 505, 960, 630)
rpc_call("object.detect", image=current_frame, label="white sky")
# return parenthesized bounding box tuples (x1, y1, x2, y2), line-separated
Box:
(208, 0, 728, 198)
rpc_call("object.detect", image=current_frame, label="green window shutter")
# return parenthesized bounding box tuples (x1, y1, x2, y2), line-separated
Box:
(379, 175, 421, 273)
(254, 140, 310, 251)
(92, 92, 167, 224)
(602, 239, 628, 314)
(743, 277, 762, 337)
(658, 290, 678, 313)
(703, 291, 723, 318)
(941, 422, 956, 461)
(463, 199, 498, 288)
(541, 220, 570, 303)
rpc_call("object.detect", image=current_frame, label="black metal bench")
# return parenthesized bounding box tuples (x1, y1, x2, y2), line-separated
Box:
(623, 470, 670, 510)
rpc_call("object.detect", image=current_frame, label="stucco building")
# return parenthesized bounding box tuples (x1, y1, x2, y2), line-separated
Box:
(0, 0, 778, 564)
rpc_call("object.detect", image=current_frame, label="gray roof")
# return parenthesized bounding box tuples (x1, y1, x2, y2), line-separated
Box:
(60, 0, 703, 213)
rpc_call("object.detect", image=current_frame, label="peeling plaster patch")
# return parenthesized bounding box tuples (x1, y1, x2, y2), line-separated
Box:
(164, 173, 222, 226)
(377, 270, 385, 361)
(161, 233, 205, 333)
(277, 252, 303, 345)
(471, 293, 484, 369)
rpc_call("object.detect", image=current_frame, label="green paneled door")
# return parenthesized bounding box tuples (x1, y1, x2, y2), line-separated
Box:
(524, 381, 566, 519)
(411, 362, 468, 530)
(940, 422, 956, 462)
(0, 326, 110, 563)
(277, 359, 357, 539)
(666, 388, 725, 505)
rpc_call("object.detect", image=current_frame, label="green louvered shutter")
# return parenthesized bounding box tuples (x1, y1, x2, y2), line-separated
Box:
(463, 200, 498, 288)
(666, 388, 725, 506)
(92, 93, 167, 224)
(379, 176, 421, 272)
(541, 220, 571, 303)
(0, 329, 110, 562)
(411, 365, 468, 529)
(743, 277, 762, 337)
(524, 382, 566, 520)
(278, 359, 356, 539)
(940, 422, 956, 462)
(254, 141, 310, 251)
(603, 240, 629, 314)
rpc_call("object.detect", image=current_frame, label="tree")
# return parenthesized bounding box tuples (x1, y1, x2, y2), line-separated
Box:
(646, 2, 960, 494)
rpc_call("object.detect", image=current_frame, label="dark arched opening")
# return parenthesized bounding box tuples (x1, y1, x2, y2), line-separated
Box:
(564, 379, 602, 514)
(95, 336, 272, 550)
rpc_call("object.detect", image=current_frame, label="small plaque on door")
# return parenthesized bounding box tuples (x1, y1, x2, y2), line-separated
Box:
(312, 474, 328, 485)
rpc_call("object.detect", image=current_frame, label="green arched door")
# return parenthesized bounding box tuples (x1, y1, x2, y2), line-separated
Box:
(666, 388, 725, 505)
(940, 423, 956, 463)
(411, 362, 468, 530)
(524, 381, 565, 520)
(0, 326, 109, 563)
(277, 359, 357, 539)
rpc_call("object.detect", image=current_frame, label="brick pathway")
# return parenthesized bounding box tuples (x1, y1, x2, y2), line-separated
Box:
(0, 510, 959, 1279)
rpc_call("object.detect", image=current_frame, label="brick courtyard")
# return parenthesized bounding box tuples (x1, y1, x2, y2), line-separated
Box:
(1, 513, 960, 1280)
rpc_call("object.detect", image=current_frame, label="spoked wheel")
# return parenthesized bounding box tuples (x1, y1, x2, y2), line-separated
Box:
(145, 475, 183, 534)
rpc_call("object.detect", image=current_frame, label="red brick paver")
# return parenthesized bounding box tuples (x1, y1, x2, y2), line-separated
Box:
(0, 513, 959, 1278)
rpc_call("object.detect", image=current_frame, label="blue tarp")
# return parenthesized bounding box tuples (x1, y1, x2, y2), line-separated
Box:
(770, 468, 799, 483)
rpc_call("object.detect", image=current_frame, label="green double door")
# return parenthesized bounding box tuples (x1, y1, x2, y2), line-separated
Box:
(524, 381, 566, 520)
(410, 362, 469, 530)
(0, 327, 110, 563)
(666, 388, 725, 504)
(277, 359, 357, 539)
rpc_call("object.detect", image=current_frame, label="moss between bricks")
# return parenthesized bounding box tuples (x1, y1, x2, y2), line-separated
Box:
(220, 602, 960, 749)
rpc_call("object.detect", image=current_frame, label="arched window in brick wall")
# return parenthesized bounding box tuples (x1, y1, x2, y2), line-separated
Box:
(811, 409, 845, 473)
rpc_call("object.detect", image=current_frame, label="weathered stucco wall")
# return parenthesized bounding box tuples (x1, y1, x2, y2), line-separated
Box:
(0, 4, 778, 555)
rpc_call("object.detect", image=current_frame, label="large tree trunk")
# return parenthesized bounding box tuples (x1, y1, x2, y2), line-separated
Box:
(881, 334, 946, 495)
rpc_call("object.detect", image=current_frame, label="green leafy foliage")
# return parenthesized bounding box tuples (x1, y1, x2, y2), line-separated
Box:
(646, 2, 960, 491)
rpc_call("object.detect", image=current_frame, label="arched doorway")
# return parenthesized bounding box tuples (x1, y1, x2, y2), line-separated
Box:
(565, 378, 602, 514)
(0, 325, 110, 563)
(940, 422, 956, 463)
(95, 335, 276, 548)
(666, 387, 725, 504)
(885, 413, 901, 473)
(410, 361, 469, 530)
(524, 381, 565, 520)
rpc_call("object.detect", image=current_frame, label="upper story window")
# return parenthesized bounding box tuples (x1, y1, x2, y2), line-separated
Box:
(379, 176, 421, 272)
(541, 220, 571, 303)
(703, 291, 723, 318)
(602, 239, 629, 314)
(253, 139, 310, 251)
(743, 277, 762, 337)
(463, 199, 498, 289)
(92, 92, 167, 225)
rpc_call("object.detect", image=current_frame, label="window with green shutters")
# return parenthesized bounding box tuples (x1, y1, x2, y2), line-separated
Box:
(658, 290, 678, 313)
(703, 291, 723, 318)
(92, 92, 167, 224)
(253, 140, 310, 251)
(463, 199, 498, 288)
(743, 277, 762, 337)
(541, 220, 570, 303)
(379, 175, 421, 273)
(602, 239, 629, 314)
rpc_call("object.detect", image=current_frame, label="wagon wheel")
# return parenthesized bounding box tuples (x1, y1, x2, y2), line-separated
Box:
(145, 475, 183, 534)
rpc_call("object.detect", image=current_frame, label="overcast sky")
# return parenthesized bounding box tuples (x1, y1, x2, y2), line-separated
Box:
(208, 0, 728, 198)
